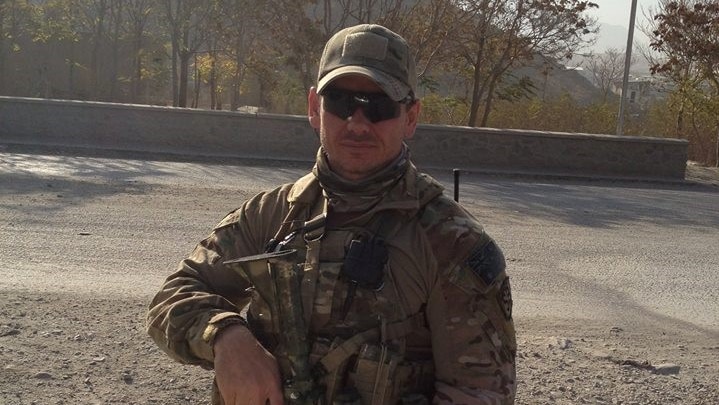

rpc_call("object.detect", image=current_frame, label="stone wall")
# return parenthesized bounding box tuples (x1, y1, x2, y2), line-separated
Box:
(0, 96, 688, 180)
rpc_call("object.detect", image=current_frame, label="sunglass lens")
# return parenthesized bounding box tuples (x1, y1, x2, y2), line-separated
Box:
(365, 95, 400, 123)
(323, 89, 353, 119)
(322, 89, 401, 123)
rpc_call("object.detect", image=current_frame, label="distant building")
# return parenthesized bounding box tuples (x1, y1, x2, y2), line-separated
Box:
(611, 76, 672, 111)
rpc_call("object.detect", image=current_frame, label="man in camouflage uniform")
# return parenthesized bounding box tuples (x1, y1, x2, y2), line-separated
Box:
(147, 24, 516, 405)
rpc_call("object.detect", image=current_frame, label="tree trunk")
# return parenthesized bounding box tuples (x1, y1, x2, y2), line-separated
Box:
(230, 74, 240, 111)
(0, 43, 6, 95)
(0, 8, 5, 94)
(193, 54, 201, 108)
(480, 84, 495, 128)
(67, 42, 76, 98)
(192, 53, 200, 108)
(210, 51, 218, 109)
(131, 32, 142, 102)
(178, 53, 189, 107)
(178, 23, 191, 108)
(468, 62, 486, 126)
(109, 2, 122, 101)
(90, 0, 107, 100)
(676, 103, 684, 138)
(171, 35, 179, 106)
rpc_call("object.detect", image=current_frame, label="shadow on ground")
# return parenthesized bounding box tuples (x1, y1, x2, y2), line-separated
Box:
(427, 169, 719, 230)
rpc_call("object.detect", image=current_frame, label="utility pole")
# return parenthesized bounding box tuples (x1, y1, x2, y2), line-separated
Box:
(617, 0, 638, 136)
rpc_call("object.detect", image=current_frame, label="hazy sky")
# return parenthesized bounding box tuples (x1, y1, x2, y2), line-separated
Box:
(590, 0, 661, 27)
(587, 0, 664, 51)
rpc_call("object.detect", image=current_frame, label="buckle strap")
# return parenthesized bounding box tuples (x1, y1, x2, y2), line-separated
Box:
(318, 328, 379, 374)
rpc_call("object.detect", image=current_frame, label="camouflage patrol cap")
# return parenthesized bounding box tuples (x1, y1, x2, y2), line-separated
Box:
(317, 24, 417, 102)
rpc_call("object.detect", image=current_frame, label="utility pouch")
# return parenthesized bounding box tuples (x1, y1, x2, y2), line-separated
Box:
(348, 344, 400, 405)
(348, 344, 434, 405)
(311, 337, 351, 405)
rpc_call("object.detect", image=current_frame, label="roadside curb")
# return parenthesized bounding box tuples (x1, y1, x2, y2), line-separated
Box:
(2, 141, 717, 190)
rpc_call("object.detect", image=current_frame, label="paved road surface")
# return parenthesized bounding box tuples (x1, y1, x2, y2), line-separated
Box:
(1, 151, 718, 335)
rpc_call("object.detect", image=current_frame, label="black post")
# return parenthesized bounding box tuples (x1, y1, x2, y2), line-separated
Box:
(453, 169, 460, 202)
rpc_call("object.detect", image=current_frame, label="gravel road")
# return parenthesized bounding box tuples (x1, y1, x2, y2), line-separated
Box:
(1, 150, 718, 404)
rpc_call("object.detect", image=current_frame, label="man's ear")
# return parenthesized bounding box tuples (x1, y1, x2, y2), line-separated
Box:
(403, 100, 421, 140)
(308, 87, 321, 129)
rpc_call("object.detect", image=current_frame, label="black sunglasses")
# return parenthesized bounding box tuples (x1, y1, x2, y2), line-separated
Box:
(320, 87, 413, 123)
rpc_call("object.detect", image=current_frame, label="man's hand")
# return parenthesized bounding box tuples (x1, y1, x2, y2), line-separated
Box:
(213, 324, 285, 405)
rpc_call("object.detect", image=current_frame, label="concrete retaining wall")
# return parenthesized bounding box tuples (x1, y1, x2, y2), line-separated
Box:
(0, 96, 688, 180)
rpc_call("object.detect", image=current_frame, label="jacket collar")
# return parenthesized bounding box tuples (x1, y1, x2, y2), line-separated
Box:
(288, 157, 444, 220)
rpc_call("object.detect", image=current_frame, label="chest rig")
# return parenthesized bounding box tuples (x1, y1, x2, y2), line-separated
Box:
(234, 197, 434, 405)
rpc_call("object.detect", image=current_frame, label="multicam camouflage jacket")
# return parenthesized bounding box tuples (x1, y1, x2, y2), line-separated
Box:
(147, 162, 516, 404)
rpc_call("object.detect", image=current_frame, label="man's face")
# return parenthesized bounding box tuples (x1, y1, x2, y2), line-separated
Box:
(308, 74, 420, 181)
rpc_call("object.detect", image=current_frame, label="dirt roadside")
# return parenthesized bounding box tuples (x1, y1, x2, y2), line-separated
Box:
(685, 162, 719, 188)
(3, 289, 718, 404)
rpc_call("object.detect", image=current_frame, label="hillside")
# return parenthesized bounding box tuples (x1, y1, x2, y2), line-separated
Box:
(507, 57, 603, 104)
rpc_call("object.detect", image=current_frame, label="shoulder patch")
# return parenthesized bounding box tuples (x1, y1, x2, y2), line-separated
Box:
(498, 277, 513, 320)
(465, 240, 506, 286)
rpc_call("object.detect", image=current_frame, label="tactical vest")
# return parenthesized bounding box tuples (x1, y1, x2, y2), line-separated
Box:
(243, 196, 436, 405)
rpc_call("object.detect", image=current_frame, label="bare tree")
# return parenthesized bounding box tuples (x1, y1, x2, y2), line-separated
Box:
(163, 0, 209, 107)
(78, 0, 110, 99)
(0, 0, 37, 94)
(34, 0, 87, 98)
(125, 0, 155, 103)
(319, 0, 408, 26)
(260, 0, 439, 97)
(107, 0, 124, 100)
(211, 0, 263, 111)
(649, 0, 719, 166)
(447, 0, 597, 127)
(396, 0, 456, 87)
(44, 0, 122, 100)
(257, 0, 323, 95)
(585, 48, 632, 102)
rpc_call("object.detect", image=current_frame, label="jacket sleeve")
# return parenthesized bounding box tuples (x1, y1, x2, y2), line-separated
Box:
(146, 189, 287, 368)
(421, 198, 517, 404)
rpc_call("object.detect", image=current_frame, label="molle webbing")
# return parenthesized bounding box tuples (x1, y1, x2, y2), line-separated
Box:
(314, 310, 426, 375)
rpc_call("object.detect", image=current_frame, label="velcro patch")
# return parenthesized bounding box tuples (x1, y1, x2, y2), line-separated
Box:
(465, 240, 506, 286)
(498, 278, 513, 320)
(344, 32, 388, 61)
